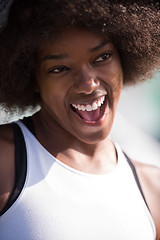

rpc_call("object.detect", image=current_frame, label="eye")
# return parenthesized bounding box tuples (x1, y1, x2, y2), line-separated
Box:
(47, 65, 70, 74)
(93, 52, 112, 64)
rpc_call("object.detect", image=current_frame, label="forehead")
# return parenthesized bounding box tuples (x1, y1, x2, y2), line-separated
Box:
(54, 27, 106, 42)
(38, 27, 109, 57)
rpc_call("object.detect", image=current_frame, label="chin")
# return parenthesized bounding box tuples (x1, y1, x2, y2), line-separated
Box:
(75, 128, 110, 145)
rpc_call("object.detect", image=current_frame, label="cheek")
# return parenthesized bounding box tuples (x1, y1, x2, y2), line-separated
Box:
(110, 62, 123, 88)
(36, 75, 61, 100)
(103, 66, 123, 96)
(105, 66, 123, 107)
(36, 82, 58, 107)
(112, 72, 123, 98)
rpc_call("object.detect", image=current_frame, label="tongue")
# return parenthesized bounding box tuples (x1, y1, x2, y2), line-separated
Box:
(76, 108, 101, 121)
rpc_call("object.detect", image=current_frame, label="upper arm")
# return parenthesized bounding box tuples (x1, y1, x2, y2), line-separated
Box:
(0, 124, 15, 213)
(133, 160, 160, 240)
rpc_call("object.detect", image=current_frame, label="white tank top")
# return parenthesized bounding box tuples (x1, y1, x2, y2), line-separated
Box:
(0, 121, 156, 240)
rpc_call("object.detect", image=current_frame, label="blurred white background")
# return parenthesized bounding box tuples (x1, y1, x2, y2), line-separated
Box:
(111, 72, 160, 166)
(117, 72, 160, 141)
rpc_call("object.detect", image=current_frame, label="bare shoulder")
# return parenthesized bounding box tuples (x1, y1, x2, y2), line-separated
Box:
(0, 123, 14, 140)
(133, 160, 160, 199)
(0, 123, 14, 155)
(133, 160, 160, 191)
(0, 123, 15, 213)
(133, 160, 160, 239)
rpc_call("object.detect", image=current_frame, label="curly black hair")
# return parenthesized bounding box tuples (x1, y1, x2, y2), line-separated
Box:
(0, 0, 160, 110)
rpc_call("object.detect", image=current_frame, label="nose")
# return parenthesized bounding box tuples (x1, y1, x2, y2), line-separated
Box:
(74, 66, 100, 94)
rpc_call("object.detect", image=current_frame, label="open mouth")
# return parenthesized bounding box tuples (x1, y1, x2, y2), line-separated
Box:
(70, 95, 107, 122)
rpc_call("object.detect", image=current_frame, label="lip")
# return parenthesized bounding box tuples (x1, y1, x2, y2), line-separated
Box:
(71, 94, 106, 106)
(70, 95, 109, 126)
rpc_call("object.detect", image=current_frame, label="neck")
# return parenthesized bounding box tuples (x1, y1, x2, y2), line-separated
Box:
(32, 109, 117, 174)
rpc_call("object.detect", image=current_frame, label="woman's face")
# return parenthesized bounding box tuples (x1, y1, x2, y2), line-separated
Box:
(36, 27, 123, 144)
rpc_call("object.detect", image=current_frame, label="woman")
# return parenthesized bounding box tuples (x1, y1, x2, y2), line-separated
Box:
(0, 0, 160, 239)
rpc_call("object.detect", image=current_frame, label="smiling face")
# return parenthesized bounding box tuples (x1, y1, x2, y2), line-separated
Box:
(36, 27, 123, 144)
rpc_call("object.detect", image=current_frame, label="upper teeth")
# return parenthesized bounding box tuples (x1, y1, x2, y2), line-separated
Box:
(72, 96, 105, 112)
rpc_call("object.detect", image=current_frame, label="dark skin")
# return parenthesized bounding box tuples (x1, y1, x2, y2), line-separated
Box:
(0, 124, 15, 212)
(0, 28, 160, 239)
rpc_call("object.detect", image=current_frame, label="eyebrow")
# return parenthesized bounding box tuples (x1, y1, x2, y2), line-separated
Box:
(89, 40, 110, 52)
(40, 40, 110, 62)
(40, 53, 68, 62)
